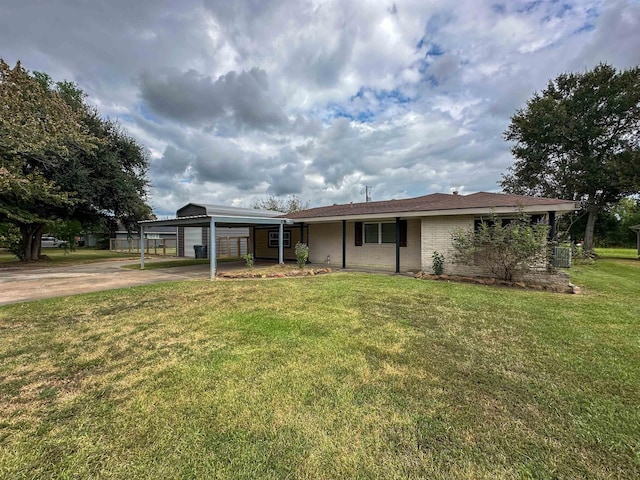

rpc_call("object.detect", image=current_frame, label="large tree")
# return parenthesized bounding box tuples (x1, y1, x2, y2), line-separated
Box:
(0, 59, 151, 260)
(501, 63, 640, 252)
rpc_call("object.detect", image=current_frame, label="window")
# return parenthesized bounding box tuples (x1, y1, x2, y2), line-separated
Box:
(355, 221, 407, 247)
(475, 214, 546, 231)
(364, 222, 396, 244)
(268, 230, 290, 248)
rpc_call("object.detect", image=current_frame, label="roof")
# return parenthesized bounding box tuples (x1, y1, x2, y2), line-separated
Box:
(284, 191, 577, 221)
(140, 203, 292, 229)
(630, 224, 640, 232)
(177, 203, 282, 218)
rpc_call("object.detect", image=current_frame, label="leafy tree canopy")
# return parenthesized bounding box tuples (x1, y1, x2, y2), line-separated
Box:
(501, 63, 640, 252)
(0, 59, 151, 260)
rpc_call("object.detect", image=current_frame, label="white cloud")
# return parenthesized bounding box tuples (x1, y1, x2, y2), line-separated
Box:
(0, 0, 637, 215)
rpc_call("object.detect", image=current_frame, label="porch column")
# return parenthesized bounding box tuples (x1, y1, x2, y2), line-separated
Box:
(140, 225, 145, 269)
(210, 217, 217, 279)
(395, 217, 400, 273)
(299, 222, 304, 244)
(342, 220, 346, 268)
(278, 222, 284, 264)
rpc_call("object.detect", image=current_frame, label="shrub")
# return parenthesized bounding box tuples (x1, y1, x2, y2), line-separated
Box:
(295, 242, 309, 269)
(451, 212, 549, 281)
(242, 253, 254, 268)
(432, 251, 445, 275)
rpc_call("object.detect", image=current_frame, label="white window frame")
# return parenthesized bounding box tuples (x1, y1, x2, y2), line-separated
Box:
(268, 230, 291, 248)
(363, 222, 396, 245)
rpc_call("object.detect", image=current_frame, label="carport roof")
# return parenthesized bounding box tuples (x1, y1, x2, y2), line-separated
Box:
(139, 214, 292, 229)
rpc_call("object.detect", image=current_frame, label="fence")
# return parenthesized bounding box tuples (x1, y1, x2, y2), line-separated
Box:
(553, 246, 572, 268)
(110, 238, 177, 256)
(216, 236, 249, 258)
(110, 236, 249, 258)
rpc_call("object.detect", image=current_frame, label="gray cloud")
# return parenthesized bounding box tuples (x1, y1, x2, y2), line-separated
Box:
(139, 67, 288, 131)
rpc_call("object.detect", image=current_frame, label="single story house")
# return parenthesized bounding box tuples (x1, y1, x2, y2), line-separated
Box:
(139, 191, 576, 278)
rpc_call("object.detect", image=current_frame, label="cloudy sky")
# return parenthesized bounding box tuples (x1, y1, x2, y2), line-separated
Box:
(1, 0, 639, 215)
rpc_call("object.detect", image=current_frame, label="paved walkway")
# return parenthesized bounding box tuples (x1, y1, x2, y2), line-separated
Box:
(0, 258, 223, 306)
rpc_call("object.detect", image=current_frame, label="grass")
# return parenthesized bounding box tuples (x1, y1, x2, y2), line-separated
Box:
(594, 247, 638, 259)
(123, 257, 243, 270)
(0, 248, 140, 267)
(0, 255, 639, 478)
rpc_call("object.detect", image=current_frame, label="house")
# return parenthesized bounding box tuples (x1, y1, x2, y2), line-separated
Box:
(138, 192, 576, 278)
(265, 191, 577, 276)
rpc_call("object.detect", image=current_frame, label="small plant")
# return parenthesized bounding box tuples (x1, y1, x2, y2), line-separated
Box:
(242, 253, 254, 268)
(432, 251, 445, 275)
(295, 242, 309, 269)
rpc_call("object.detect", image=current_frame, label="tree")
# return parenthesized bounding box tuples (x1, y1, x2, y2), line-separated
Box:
(501, 63, 640, 253)
(0, 59, 151, 260)
(251, 194, 309, 213)
(451, 213, 550, 281)
(567, 196, 640, 247)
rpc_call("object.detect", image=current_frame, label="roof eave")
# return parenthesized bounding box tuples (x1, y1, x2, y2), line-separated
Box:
(289, 203, 577, 223)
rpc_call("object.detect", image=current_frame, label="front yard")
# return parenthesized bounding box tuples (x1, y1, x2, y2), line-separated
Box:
(0, 254, 638, 478)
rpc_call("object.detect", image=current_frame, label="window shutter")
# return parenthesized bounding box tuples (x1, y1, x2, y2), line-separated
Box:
(399, 220, 407, 247)
(354, 222, 363, 246)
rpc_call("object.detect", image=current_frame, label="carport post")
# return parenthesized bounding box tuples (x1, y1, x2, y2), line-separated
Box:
(210, 217, 217, 279)
(278, 222, 284, 264)
(140, 225, 145, 269)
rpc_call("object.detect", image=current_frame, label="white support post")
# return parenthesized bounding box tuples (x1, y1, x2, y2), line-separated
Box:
(278, 222, 284, 264)
(210, 217, 217, 279)
(140, 225, 145, 269)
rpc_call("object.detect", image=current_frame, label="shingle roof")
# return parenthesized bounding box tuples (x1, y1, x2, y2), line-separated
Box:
(283, 192, 576, 219)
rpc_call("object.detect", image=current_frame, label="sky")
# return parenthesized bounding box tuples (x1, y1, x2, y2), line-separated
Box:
(1, 0, 639, 216)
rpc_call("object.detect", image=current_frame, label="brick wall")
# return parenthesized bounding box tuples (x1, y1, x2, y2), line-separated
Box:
(308, 219, 421, 271)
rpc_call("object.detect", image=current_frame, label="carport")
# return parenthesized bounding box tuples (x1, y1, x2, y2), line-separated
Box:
(138, 208, 293, 279)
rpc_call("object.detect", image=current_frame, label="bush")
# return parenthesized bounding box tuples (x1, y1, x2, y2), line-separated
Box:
(295, 242, 309, 269)
(242, 253, 254, 268)
(451, 212, 549, 281)
(432, 251, 445, 275)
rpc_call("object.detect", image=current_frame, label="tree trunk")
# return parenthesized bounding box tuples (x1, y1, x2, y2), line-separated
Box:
(583, 206, 598, 254)
(19, 224, 44, 261)
(31, 224, 44, 260)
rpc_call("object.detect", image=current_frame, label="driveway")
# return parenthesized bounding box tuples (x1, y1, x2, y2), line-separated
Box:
(0, 259, 216, 306)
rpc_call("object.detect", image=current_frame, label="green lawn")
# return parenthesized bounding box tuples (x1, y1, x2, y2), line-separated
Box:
(0, 248, 139, 267)
(0, 257, 638, 478)
(594, 247, 638, 259)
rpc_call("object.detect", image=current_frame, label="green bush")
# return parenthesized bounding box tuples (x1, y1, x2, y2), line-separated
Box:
(451, 212, 549, 281)
(432, 251, 445, 275)
(242, 253, 254, 268)
(295, 242, 309, 269)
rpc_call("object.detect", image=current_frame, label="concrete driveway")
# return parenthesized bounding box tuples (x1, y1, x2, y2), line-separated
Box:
(0, 259, 217, 306)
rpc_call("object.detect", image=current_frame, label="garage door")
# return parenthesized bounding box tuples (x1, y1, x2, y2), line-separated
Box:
(184, 227, 202, 258)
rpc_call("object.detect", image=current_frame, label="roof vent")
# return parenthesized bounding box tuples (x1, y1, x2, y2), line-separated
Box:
(452, 191, 459, 195)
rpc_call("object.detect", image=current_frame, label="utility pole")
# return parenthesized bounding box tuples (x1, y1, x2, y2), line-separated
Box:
(365, 185, 373, 202)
